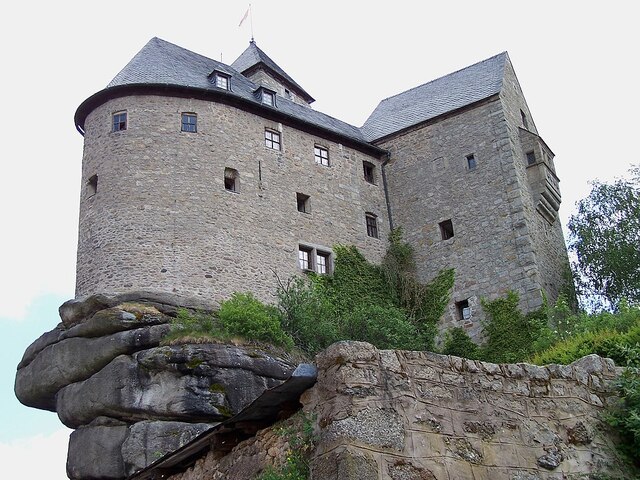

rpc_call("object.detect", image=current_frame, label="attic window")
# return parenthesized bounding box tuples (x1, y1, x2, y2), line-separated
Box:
(261, 89, 276, 106)
(210, 70, 230, 90)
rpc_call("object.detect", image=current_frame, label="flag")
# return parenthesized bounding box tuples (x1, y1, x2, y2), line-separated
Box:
(239, 6, 249, 27)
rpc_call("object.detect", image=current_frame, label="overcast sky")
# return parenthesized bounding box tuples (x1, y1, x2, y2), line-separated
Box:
(1, 1, 638, 478)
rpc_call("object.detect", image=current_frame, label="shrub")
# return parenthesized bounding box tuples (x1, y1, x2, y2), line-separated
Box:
(218, 292, 293, 348)
(441, 327, 480, 359)
(162, 308, 223, 344)
(480, 291, 545, 363)
(607, 345, 640, 466)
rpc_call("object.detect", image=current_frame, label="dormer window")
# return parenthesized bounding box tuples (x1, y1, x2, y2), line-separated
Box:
(260, 88, 276, 107)
(211, 71, 230, 90)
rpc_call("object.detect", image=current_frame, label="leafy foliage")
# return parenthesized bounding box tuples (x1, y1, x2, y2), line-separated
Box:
(478, 292, 546, 363)
(568, 165, 640, 309)
(277, 229, 453, 355)
(606, 345, 640, 465)
(441, 327, 480, 359)
(217, 293, 293, 348)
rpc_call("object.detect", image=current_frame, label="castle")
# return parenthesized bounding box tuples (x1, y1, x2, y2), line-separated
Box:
(74, 37, 569, 338)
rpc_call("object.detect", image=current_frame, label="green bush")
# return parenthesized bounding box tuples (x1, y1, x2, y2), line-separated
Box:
(441, 327, 480, 359)
(479, 292, 545, 363)
(340, 304, 420, 350)
(607, 345, 640, 466)
(218, 292, 293, 348)
(162, 308, 223, 344)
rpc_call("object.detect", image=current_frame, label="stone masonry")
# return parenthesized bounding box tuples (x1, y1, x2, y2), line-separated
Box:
(76, 95, 389, 307)
(165, 342, 632, 480)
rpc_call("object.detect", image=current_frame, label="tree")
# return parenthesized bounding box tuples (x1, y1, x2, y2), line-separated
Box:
(568, 165, 640, 309)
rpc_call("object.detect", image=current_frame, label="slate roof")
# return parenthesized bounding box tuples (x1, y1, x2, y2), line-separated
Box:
(231, 40, 315, 103)
(361, 52, 508, 142)
(78, 38, 368, 146)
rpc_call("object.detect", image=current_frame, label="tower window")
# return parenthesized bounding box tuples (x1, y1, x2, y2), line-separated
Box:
(314, 146, 329, 166)
(296, 193, 310, 213)
(298, 244, 332, 274)
(181, 113, 197, 133)
(363, 161, 375, 184)
(265, 129, 281, 150)
(112, 111, 127, 132)
(456, 299, 471, 320)
(224, 167, 239, 192)
(87, 174, 98, 197)
(365, 213, 379, 238)
(439, 219, 454, 240)
(466, 154, 477, 170)
(526, 150, 536, 165)
(298, 246, 313, 271)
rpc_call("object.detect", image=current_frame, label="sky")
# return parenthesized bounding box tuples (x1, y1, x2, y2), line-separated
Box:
(1, 1, 638, 478)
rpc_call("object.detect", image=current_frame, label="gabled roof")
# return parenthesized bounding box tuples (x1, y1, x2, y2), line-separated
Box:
(76, 38, 372, 150)
(361, 52, 509, 142)
(231, 40, 315, 104)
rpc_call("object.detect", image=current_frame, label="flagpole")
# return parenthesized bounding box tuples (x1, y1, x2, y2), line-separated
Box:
(249, 4, 254, 42)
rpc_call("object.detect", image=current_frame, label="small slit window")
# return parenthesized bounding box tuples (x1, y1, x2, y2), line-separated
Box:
(112, 111, 127, 132)
(466, 154, 477, 170)
(181, 113, 197, 133)
(265, 129, 281, 150)
(365, 213, 379, 238)
(87, 174, 98, 197)
(439, 219, 454, 240)
(224, 168, 239, 192)
(521, 109, 529, 129)
(363, 161, 375, 184)
(296, 193, 310, 213)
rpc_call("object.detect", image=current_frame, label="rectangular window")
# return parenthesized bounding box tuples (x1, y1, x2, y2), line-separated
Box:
(365, 213, 378, 238)
(224, 167, 239, 192)
(265, 129, 281, 150)
(181, 113, 197, 133)
(456, 299, 471, 320)
(314, 146, 329, 166)
(439, 219, 454, 240)
(466, 154, 477, 170)
(215, 74, 230, 90)
(526, 150, 536, 165)
(112, 111, 127, 132)
(316, 251, 331, 274)
(262, 90, 275, 106)
(296, 192, 310, 213)
(363, 161, 375, 184)
(298, 246, 312, 271)
(87, 174, 98, 197)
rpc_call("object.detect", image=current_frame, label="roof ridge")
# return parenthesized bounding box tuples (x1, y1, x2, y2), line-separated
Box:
(376, 51, 508, 106)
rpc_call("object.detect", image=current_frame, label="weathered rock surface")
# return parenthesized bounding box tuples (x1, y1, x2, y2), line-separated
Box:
(15, 295, 298, 480)
(166, 341, 635, 480)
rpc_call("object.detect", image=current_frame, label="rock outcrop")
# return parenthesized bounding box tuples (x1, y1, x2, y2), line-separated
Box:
(15, 293, 299, 479)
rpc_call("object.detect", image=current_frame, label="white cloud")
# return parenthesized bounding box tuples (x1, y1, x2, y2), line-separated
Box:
(1, 428, 72, 479)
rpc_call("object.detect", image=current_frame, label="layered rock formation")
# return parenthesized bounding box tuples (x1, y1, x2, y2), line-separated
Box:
(15, 293, 299, 479)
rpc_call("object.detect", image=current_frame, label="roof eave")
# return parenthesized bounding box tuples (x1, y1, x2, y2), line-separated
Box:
(74, 84, 383, 157)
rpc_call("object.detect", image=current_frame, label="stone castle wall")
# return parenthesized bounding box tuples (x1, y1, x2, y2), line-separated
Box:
(168, 342, 630, 480)
(76, 95, 389, 305)
(379, 97, 541, 338)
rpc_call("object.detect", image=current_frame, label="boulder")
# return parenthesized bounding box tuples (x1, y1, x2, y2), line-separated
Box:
(67, 425, 129, 480)
(56, 344, 296, 427)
